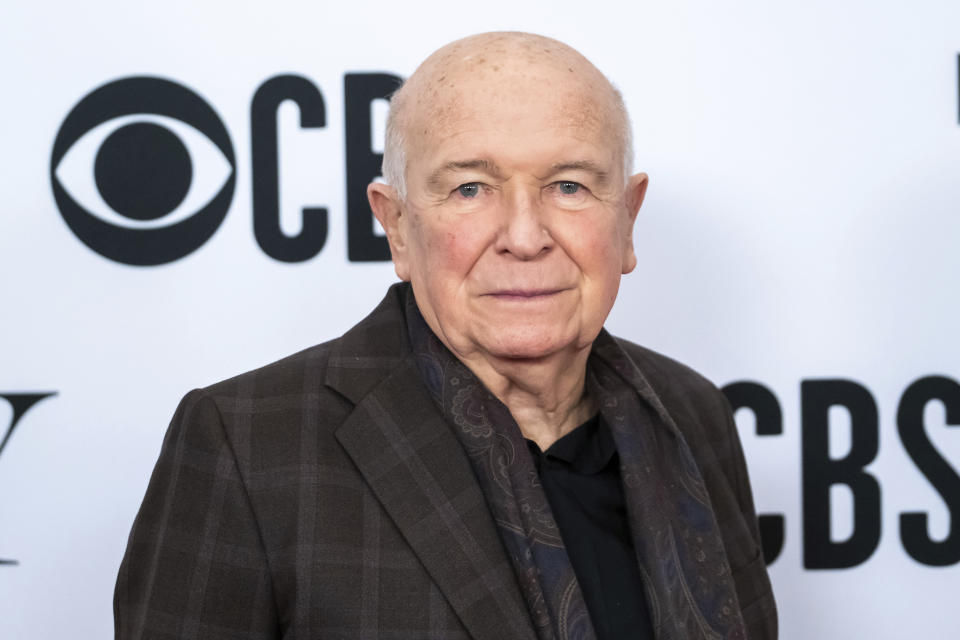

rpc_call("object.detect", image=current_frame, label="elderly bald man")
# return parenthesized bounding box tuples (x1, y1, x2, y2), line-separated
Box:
(116, 32, 776, 640)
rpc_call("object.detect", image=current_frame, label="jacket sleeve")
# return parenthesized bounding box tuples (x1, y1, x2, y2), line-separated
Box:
(114, 390, 279, 639)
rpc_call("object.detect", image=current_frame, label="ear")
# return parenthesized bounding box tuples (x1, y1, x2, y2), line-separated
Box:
(367, 181, 411, 281)
(621, 172, 648, 274)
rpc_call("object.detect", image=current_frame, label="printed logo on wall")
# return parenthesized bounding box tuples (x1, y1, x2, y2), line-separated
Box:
(725, 376, 960, 569)
(51, 73, 402, 267)
(50, 77, 236, 266)
(0, 392, 57, 566)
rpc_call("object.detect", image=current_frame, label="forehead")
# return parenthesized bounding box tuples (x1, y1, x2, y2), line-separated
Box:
(409, 70, 619, 172)
(401, 40, 623, 172)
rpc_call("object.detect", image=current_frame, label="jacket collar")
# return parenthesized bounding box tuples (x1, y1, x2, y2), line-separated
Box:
(327, 283, 537, 640)
(324, 283, 412, 405)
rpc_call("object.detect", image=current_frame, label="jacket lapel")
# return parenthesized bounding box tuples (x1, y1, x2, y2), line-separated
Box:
(327, 286, 536, 640)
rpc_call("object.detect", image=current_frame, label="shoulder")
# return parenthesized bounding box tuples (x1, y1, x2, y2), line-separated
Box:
(613, 337, 719, 392)
(612, 337, 732, 433)
(159, 339, 351, 469)
(201, 339, 338, 402)
(173, 283, 413, 448)
(195, 282, 412, 407)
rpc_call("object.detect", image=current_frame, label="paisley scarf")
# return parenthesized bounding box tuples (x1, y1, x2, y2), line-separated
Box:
(404, 290, 747, 640)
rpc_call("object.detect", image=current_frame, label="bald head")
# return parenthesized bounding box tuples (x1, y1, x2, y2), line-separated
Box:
(382, 32, 633, 200)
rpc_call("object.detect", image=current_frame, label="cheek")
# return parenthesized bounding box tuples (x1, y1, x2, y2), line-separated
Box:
(567, 216, 624, 275)
(421, 218, 489, 272)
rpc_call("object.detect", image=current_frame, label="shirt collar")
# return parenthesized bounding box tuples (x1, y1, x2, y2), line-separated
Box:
(527, 413, 618, 475)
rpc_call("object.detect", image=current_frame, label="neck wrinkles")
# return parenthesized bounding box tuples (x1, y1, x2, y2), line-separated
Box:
(405, 285, 595, 450)
(460, 347, 595, 451)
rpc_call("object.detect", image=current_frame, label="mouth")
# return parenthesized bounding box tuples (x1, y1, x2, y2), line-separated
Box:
(485, 288, 567, 301)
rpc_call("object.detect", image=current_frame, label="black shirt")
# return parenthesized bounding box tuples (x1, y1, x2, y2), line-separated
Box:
(526, 414, 655, 640)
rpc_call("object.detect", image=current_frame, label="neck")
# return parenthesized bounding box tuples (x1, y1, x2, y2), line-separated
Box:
(460, 347, 596, 451)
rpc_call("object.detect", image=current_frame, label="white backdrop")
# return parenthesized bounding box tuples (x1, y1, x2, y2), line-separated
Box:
(2, 1, 959, 637)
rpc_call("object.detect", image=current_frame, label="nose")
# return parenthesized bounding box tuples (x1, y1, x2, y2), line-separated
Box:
(495, 185, 553, 260)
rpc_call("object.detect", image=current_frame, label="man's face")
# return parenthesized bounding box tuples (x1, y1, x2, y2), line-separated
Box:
(374, 58, 646, 364)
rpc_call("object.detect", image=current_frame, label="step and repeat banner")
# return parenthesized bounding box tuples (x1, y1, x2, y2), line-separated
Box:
(2, 1, 958, 638)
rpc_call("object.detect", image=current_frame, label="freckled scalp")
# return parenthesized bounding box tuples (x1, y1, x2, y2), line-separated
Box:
(382, 32, 634, 200)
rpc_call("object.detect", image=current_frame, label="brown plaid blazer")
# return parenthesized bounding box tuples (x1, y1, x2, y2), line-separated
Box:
(115, 284, 777, 639)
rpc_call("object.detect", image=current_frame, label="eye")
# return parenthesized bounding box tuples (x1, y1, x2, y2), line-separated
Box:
(456, 183, 481, 198)
(557, 181, 581, 195)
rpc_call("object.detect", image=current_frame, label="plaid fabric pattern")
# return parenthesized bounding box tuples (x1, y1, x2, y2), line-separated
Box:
(115, 283, 776, 639)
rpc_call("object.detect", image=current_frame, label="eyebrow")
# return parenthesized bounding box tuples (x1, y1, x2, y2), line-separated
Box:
(426, 158, 502, 189)
(548, 161, 611, 186)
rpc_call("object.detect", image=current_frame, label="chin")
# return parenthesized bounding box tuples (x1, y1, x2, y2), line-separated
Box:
(492, 347, 555, 361)
(481, 331, 574, 361)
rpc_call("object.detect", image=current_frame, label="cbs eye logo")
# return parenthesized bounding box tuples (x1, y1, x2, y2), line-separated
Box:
(50, 77, 235, 266)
